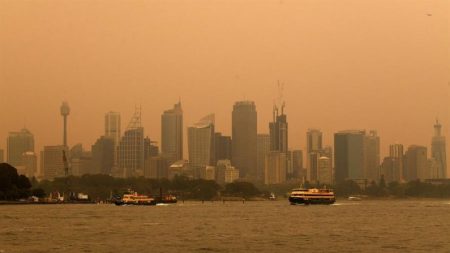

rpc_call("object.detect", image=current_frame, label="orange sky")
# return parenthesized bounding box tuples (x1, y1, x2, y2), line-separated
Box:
(0, 0, 449, 171)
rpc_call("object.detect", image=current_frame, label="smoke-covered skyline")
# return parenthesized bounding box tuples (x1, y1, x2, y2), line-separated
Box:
(0, 0, 448, 162)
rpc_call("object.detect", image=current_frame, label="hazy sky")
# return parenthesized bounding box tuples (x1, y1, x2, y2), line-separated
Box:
(0, 0, 449, 167)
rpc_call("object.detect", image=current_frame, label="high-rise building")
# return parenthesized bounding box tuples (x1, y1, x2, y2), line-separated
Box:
(144, 156, 169, 179)
(364, 130, 380, 181)
(404, 145, 428, 181)
(291, 150, 305, 180)
(22, 152, 37, 178)
(389, 144, 404, 181)
(105, 112, 121, 146)
(214, 133, 232, 162)
(431, 120, 447, 178)
(71, 153, 92, 176)
(307, 129, 323, 153)
(188, 114, 215, 178)
(117, 108, 145, 177)
(232, 101, 257, 180)
(306, 129, 323, 182)
(264, 151, 287, 184)
(308, 152, 321, 182)
(60, 102, 70, 147)
(257, 134, 270, 182)
(161, 102, 183, 165)
(318, 156, 332, 184)
(269, 107, 288, 153)
(41, 145, 67, 180)
(92, 136, 115, 175)
(381, 157, 395, 182)
(334, 130, 366, 182)
(7, 128, 35, 167)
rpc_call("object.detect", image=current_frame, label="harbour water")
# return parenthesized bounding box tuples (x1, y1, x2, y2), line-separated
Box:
(1, 200, 450, 253)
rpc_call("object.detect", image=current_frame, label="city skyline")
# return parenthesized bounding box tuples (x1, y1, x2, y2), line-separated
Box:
(1, 101, 449, 176)
(0, 1, 447, 167)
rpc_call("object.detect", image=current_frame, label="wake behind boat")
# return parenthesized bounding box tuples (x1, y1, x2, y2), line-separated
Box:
(289, 188, 336, 205)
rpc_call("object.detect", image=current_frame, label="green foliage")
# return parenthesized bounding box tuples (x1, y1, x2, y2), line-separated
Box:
(0, 163, 32, 200)
(35, 174, 223, 201)
(223, 181, 260, 198)
(334, 180, 362, 197)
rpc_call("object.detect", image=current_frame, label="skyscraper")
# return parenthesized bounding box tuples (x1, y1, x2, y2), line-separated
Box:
(334, 130, 366, 182)
(60, 102, 70, 147)
(7, 128, 35, 167)
(269, 106, 288, 153)
(389, 144, 404, 181)
(41, 145, 67, 180)
(22, 152, 37, 178)
(161, 101, 183, 165)
(364, 130, 380, 181)
(117, 108, 145, 177)
(265, 151, 287, 184)
(105, 111, 121, 147)
(257, 134, 270, 182)
(404, 145, 428, 181)
(291, 150, 304, 180)
(306, 129, 323, 182)
(307, 129, 323, 153)
(214, 133, 232, 162)
(318, 156, 332, 184)
(92, 136, 115, 175)
(431, 120, 447, 178)
(232, 101, 257, 180)
(188, 114, 215, 178)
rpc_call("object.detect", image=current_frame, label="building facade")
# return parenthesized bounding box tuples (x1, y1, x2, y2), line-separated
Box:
(188, 114, 215, 178)
(232, 101, 257, 180)
(161, 102, 183, 165)
(7, 128, 35, 167)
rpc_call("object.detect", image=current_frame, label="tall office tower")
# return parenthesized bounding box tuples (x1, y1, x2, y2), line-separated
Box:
(215, 133, 232, 162)
(264, 151, 287, 184)
(257, 134, 270, 182)
(431, 120, 447, 178)
(306, 129, 323, 182)
(232, 101, 257, 180)
(22, 152, 37, 178)
(318, 156, 332, 184)
(117, 107, 145, 177)
(7, 128, 35, 167)
(389, 144, 404, 182)
(292, 150, 304, 179)
(269, 106, 288, 153)
(307, 129, 323, 153)
(71, 152, 92, 176)
(0, 149, 4, 163)
(381, 157, 395, 182)
(161, 101, 183, 165)
(60, 102, 70, 147)
(188, 114, 215, 178)
(404, 145, 428, 181)
(41, 145, 67, 180)
(334, 130, 366, 182)
(308, 152, 322, 182)
(144, 137, 159, 159)
(92, 136, 115, 175)
(364, 130, 380, 181)
(428, 158, 440, 179)
(105, 111, 121, 151)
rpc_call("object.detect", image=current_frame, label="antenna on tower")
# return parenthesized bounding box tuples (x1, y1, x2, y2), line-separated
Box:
(276, 80, 285, 115)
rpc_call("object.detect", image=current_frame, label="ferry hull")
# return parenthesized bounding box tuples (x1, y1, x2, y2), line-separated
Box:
(289, 196, 335, 205)
(114, 200, 157, 206)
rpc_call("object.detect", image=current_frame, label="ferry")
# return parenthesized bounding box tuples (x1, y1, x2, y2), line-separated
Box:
(288, 188, 336, 205)
(115, 192, 156, 206)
